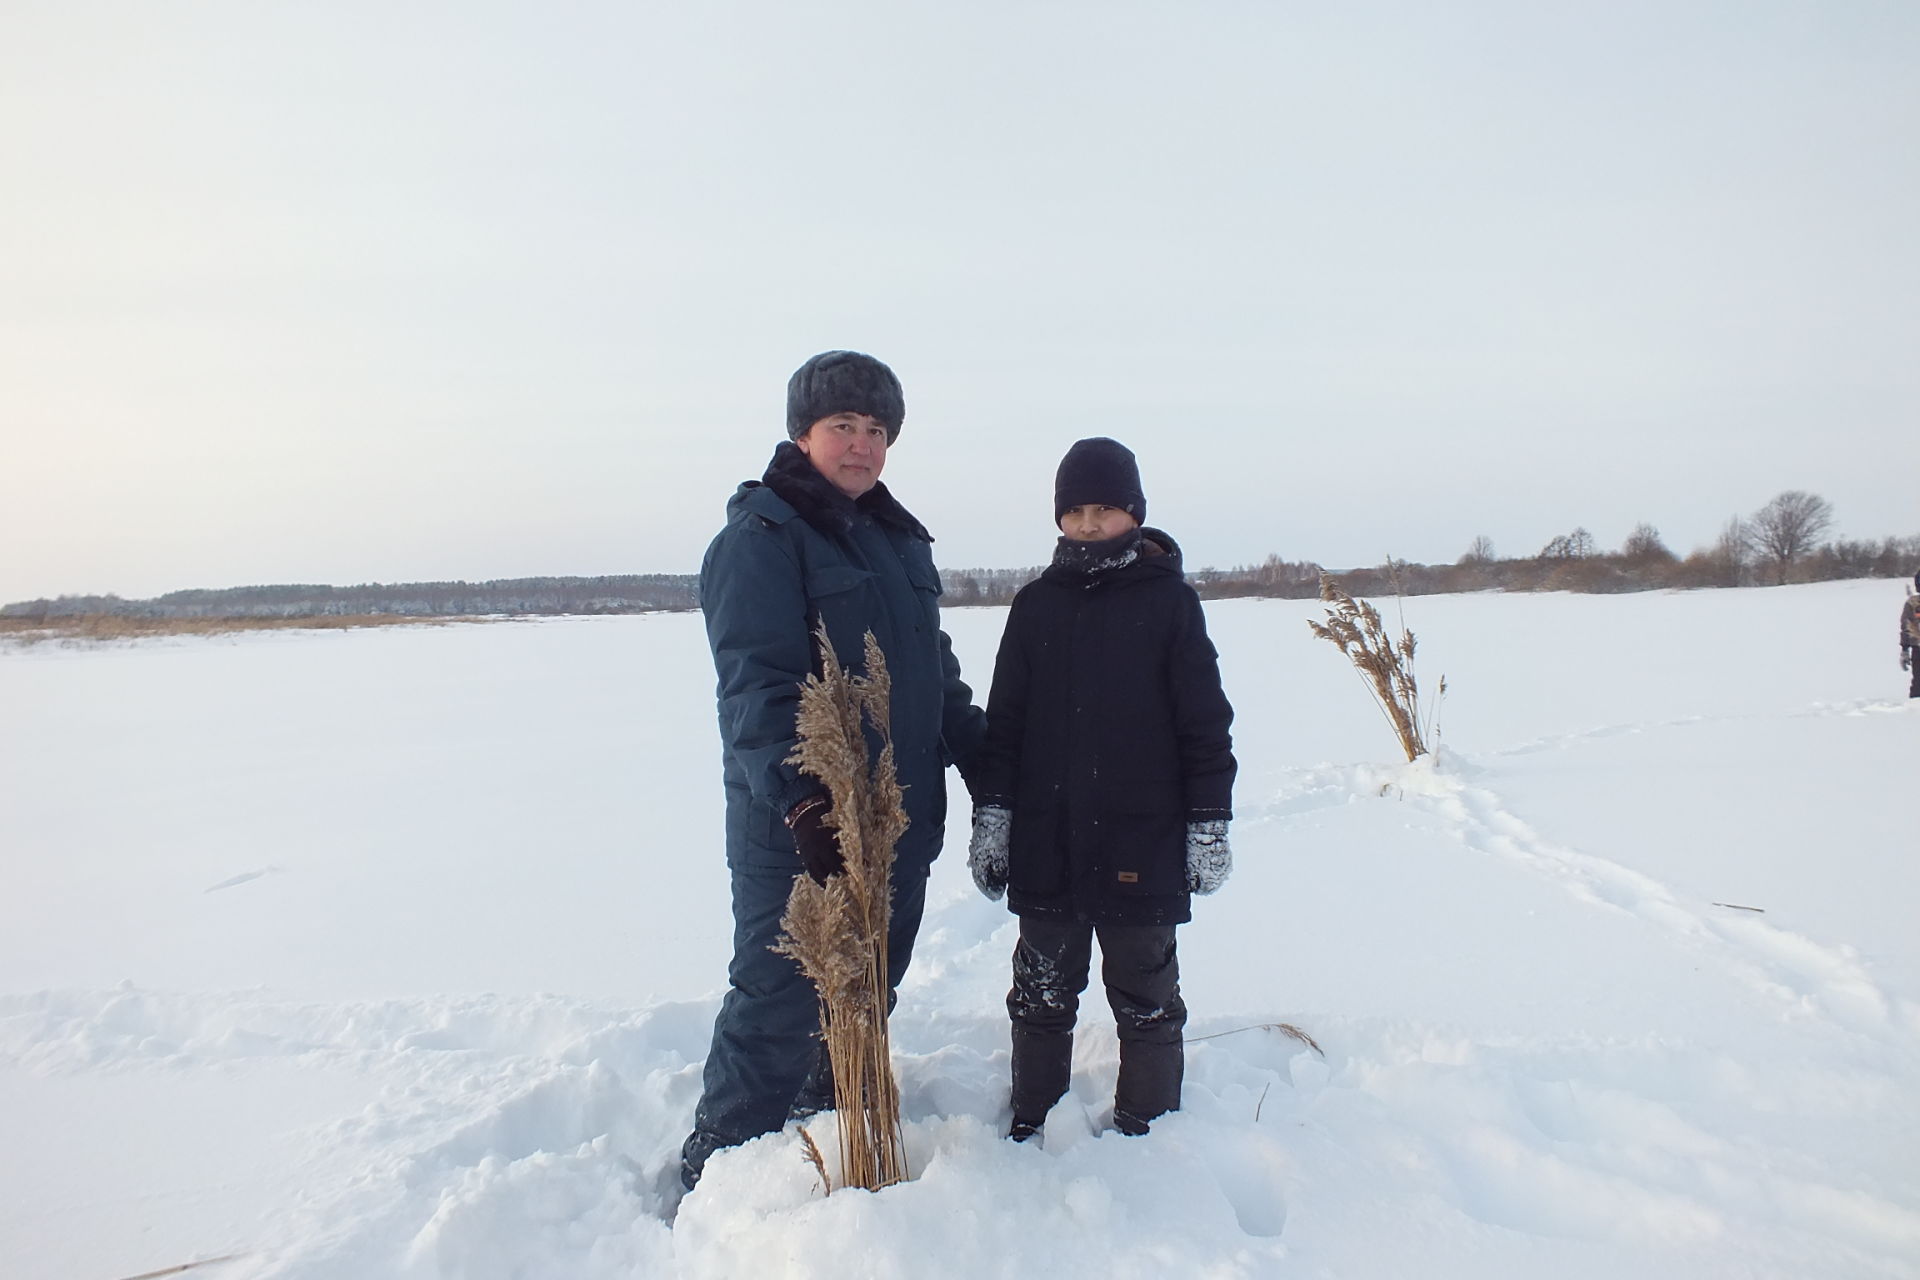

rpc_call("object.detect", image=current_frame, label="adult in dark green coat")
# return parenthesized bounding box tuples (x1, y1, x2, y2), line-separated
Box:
(680, 350, 986, 1190)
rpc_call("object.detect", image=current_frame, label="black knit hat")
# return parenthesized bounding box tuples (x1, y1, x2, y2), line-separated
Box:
(786, 351, 906, 443)
(1054, 437, 1146, 525)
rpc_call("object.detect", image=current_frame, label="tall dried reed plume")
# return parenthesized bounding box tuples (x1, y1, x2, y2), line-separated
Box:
(1307, 571, 1442, 762)
(773, 626, 910, 1192)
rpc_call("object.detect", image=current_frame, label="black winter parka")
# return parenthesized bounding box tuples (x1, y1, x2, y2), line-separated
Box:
(974, 529, 1235, 925)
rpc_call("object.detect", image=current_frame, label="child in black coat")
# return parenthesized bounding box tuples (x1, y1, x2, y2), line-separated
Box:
(968, 437, 1237, 1140)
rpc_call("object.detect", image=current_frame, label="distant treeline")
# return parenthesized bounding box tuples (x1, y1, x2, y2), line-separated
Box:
(941, 539, 1920, 608)
(8, 492, 1915, 620)
(0, 575, 701, 620)
(938, 557, 1322, 603)
(1181, 533, 1920, 603)
(950, 534, 1919, 608)
(953, 491, 1920, 604)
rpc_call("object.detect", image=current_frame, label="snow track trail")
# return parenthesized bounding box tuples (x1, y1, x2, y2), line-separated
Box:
(1428, 752, 1913, 1043)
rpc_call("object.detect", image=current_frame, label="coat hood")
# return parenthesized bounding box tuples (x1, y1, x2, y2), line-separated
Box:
(1139, 526, 1181, 563)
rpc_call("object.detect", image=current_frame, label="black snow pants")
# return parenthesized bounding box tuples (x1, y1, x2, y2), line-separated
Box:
(1006, 917, 1187, 1132)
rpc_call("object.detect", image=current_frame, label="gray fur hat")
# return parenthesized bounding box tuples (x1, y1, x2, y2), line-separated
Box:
(786, 351, 906, 443)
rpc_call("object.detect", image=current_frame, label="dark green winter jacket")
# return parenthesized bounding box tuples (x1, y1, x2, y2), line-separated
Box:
(701, 442, 986, 872)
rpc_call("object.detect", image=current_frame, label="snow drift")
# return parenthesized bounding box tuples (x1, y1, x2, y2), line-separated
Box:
(2, 580, 1915, 1279)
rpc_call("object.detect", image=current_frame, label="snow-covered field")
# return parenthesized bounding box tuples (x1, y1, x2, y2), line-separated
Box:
(3, 580, 1916, 1280)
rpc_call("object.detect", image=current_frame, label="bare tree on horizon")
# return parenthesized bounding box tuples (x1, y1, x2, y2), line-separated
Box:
(1745, 490, 1835, 585)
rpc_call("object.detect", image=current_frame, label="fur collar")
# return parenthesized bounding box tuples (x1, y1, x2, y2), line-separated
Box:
(758, 441, 932, 542)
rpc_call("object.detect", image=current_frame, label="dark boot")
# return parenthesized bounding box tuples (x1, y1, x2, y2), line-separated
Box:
(1100, 923, 1187, 1128)
(1114, 1036, 1184, 1127)
(680, 1127, 729, 1191)
(1009, 1025, 1073, 1128)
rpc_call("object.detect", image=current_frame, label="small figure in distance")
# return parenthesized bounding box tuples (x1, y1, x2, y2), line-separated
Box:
(1900, 570, 1920, 699)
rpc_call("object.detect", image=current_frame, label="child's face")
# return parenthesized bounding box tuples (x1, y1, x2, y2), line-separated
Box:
(1058, 504, 1139, 542)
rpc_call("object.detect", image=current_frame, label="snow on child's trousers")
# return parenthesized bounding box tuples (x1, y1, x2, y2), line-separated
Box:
(1007, 918, 1186, 1132)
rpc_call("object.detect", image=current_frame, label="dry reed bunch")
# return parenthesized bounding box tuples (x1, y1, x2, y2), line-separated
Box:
(773, 626, 911, 1192)
(1307, 571, 1440, 763)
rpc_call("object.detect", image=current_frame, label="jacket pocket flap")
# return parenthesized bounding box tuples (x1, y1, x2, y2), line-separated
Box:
(904, 559, 943, 596)
(805, 566, 875, 597)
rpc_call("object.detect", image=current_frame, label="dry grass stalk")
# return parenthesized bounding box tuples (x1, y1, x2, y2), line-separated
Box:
(1186, 1021, 1326, 1058)
(773, 626, 910, 1192)
(1275, 1021, 1325, 1056)
(1307, 571, 1431, 762)
(798, 1125, 831, 1194)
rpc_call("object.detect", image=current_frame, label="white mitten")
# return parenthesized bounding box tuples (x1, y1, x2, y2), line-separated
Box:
(1185, 819, 1232, 894)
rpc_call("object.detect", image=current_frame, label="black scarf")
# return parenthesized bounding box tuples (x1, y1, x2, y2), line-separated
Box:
(759, 441, 932, 542)
(1048, 526, 1143, 579)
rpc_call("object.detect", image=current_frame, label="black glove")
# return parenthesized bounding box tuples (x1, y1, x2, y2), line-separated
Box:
(786, 795, 843, 884)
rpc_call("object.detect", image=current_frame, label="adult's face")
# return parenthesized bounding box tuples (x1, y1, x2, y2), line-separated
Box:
(796, 412, 889, 499)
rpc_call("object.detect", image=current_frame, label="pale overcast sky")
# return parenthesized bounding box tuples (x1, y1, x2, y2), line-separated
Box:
(3, 0, 1916, 603)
